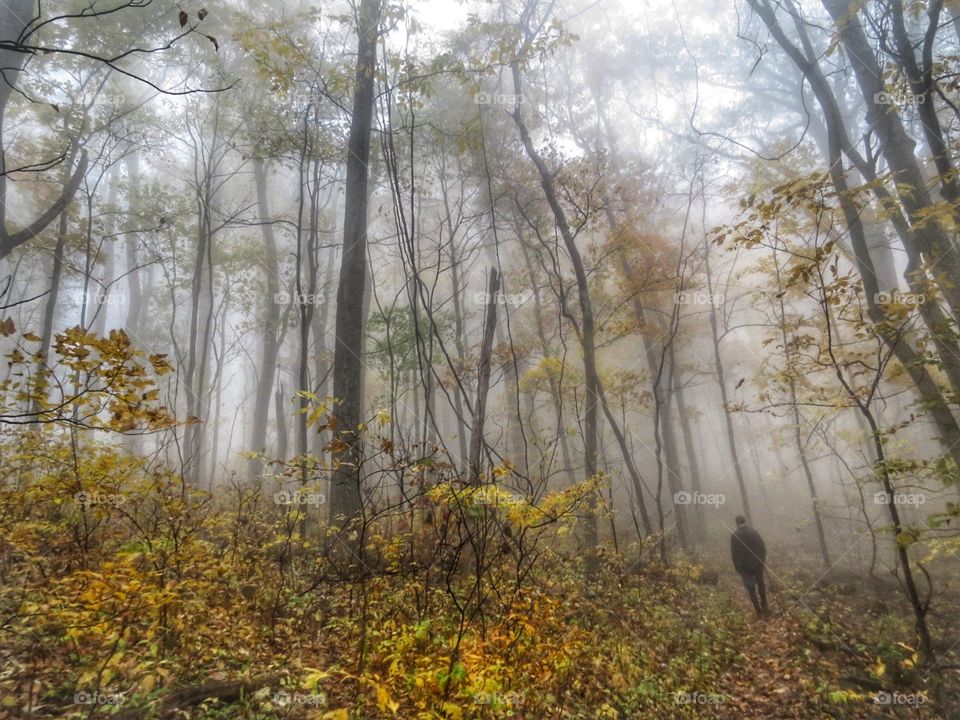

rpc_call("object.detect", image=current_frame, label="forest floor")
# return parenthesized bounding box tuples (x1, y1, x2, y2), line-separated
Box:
(4, 561, 959, 719)
(712, 576, 872, 719)
(3, 566, 957, 719)
(3, 478, 959, 720)
(705, 566, 959, 719)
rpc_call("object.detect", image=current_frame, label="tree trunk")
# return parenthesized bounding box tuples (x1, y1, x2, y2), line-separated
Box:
(518, 237, 577, 487)
(660, 342, 689, 552)
(750, 0, 960, 484)
(124, 153, 144, 336)
(510, 62, 600, 579)
(249, 156, 281, 477)
(93, 177, 118, 337)
(37, 215, 67, 370)
(468, 269, 500, 483)
(329, 0, 381, 527)
(671, 343, 705, 544)
(704, 239, 753, 524)
(208, 289, 229, 491)
(275, 378, 289, 463)
(311, 248, 336, 458)
(448, 247, 470, 468)
(0, 0, 89, 260)
(442, 179, 471, 468)
(821, 0, 960, 315)
(772, 247, 830, 569)
(295, 132, 321, 488)
(35, 145, 81, 414)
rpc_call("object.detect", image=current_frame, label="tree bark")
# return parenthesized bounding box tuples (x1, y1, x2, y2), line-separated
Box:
(821, 0, 960, 315)
(329, 0, 381, 526)
(124, 153, 144, 336)
(671, 343, 705, 544)
(311, 248, 336, 458)
(468, 269, 500, 483)
(249, 156, 281, 477)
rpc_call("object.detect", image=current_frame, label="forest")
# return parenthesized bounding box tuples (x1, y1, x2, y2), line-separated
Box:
(0, 0, 959, 717)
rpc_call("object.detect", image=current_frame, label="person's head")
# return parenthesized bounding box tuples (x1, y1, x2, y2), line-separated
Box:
(735, 515, 746, 528)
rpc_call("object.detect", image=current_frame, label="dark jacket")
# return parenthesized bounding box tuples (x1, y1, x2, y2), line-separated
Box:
(731, 526, 766, 575)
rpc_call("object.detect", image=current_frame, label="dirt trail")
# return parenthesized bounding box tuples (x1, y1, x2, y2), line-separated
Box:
(714, 577, 878, 719)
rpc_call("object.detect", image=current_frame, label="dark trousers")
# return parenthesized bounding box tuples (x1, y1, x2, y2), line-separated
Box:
(739, 571, 768, 614)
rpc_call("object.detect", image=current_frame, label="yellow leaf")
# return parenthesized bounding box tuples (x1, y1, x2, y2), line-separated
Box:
(376, 684, 390, 712)
(78, 670, 97, 686)
(301, 668, 329, 691)
(441, 701, 462, 720)
(141, 674, 156, 693)
(321, 710, 349, 720)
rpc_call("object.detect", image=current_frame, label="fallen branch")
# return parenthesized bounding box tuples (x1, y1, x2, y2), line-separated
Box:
(112, 673, 283, 719)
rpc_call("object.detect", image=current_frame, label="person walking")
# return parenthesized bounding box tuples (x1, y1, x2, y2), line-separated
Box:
(730, 515, 768, 616)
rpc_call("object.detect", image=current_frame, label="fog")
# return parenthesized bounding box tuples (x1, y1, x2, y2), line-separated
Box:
(1, 0, 958, 717)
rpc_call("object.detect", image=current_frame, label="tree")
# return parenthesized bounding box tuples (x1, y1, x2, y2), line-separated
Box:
(509, 47, 601, 577)
(0, 0, 220, 261)
(329, 0, 383, 530)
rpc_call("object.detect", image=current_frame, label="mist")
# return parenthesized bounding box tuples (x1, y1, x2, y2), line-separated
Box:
(0, 0, 958, 717)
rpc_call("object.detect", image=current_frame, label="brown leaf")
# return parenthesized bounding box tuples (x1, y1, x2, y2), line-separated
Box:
(179, 10, 188, 27)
